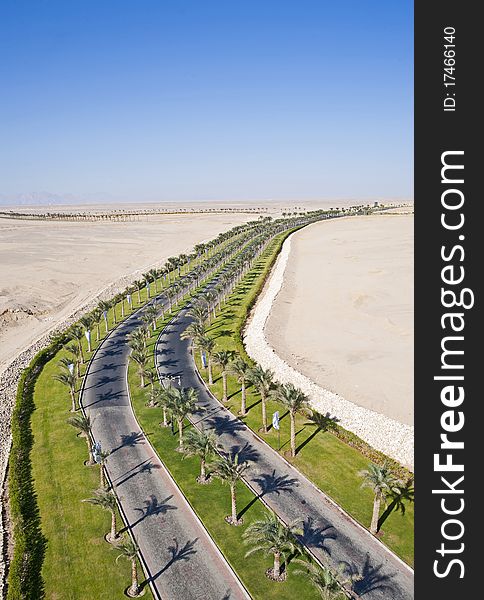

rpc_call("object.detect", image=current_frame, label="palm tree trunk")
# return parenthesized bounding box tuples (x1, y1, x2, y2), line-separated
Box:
(130, 559, 139, 596)
(240, 381, 247, 415)
(162, 407, 168, 427)
(78, 341, 85, 363)
(96, 323, 100, 341)
(208, 359, 213, 385)
(178, 419, 184, 450)
(273, 551, 281, 579)
(111, 510, 117, 540)
(290, 411, 296, 457)
(137, 288, 141, 304)
(230, 483, 237, 522)
(121, 300, 125, 318)
(370, 493, 381, 534)
(113, 306, 117, 324)
(200, 459, 206, 480)
(87, 334, 92, 353)
(70, 390, 76, 412)
(87, 439, 94, 465)
(261, 393, 268, 433)
(222, 372, 227, 401)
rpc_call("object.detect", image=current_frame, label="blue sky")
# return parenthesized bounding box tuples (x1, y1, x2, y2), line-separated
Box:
(0, 1, 413, 203)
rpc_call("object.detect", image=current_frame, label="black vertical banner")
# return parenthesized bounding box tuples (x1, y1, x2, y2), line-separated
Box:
(415, 3, 480, 599)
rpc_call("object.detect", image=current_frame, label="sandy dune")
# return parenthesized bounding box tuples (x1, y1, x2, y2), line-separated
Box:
(0, 212, 253, 372)
(265, 214, 414, 426)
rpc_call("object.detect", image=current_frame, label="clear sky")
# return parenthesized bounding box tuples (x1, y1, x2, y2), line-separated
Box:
(0, 1, 413, 204)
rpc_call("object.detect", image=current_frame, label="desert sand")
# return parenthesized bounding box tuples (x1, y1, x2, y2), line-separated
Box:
(265, 214, 414, 426)
(0, 212, 254, 373)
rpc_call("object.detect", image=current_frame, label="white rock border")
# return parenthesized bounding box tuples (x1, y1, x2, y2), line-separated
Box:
(243, 232, 414, 471)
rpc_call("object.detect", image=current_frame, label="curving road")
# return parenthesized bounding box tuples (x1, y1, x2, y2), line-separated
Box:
(155, 308, 415, 600)
(81, 302, 250, 600)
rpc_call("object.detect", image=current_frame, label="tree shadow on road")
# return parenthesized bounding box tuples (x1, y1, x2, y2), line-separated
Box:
(252, 469, 299, 497)
(111, 430, 144, 453)
(129, 494, 178, 529)
(341, 554, 397, 597)
(114, 459, 161, 487)
(209, 414, 246, 437)
(229, 442, 260, 464)
(83, 387, 125, 408)
(238, 470, 299, 520)
(149, 537, 199, 583)
(299, 516, 336, 556)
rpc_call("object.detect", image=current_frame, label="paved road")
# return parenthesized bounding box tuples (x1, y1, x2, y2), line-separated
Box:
(81, 304, 250, 600)
(156, 308, 415, 600)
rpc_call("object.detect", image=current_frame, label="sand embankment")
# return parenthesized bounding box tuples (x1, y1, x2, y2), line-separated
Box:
(244, 214, 414, 468)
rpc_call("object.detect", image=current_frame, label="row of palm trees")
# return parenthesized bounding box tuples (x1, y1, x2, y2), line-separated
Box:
(177, 214, 415, 542)
(50, 208, 366, 596)
(141, 381, 350, 596)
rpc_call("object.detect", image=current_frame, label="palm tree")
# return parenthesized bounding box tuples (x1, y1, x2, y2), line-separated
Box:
(188, 303, 207, 325)
(182, 428, 218, 483)
(166, 387, 199, 451)
(165, 287, 176, 312)
(98, 300, 111, 333)
(111, 296, 120, 325)
(67, 413, 95, 464)
(83, 488, 118, 542)
(133, 280, 143, 304)
(98, 449, 111, 488)
(54, 370, 78, 412)
(144, 304, 158, 331)
(198, 336, 215, 385)
(69, 324, 85, 363)
(127, 328, 146, 352)
(80, 315, 94, 352)
(359, 463, 401, 534)
(243, 513, 302, 581)
(148, 268, 158, 292)
(143, 273, 152, 298)
(119, 292, 126, 318)
(66, 342, 82, 377)
(181, 321, 206, 343)
(115, 535, 141, 597)
(229, 357, 250, 416)
(248, 365, 275, 433)
(378, 479, 414, 531)
(212, 350, 235, 402)
(91, 308, 102, 341)
(130, 348, 148, 387)
(272, 383, 310, 457)
(155, 386, 173, 427)
(293, 559, 346, 599)
(143, 368, 156, 391)
(213, 453, 248, 525)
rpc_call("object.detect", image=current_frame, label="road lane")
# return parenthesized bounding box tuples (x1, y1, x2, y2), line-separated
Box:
(81, 306, 250, 600)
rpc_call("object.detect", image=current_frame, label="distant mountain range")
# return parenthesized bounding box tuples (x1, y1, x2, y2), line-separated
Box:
(0, 192, 113, 207)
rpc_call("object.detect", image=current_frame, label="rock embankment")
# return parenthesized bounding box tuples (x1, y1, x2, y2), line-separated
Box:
(243, 234, 414, 470)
